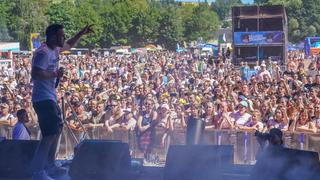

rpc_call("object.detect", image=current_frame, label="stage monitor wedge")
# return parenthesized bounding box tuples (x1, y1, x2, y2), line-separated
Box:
(0, 140, 39, 178)
(69, 140, 131, 180)
(164, 145, 234, 180)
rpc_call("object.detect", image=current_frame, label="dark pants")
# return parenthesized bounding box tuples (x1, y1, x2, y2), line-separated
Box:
(32, 100, 63, 172)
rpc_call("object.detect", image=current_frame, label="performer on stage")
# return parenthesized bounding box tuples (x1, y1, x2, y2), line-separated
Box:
(31, 24, 93, 180)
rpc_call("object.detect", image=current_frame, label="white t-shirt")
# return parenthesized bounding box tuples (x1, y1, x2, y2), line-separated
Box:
(32, 43, 60, 103)
(312, 116, 320, 129)
(7, 68, 14, 78)
(254, 65, 261, 72)
(19, 67, 28, 80)
(125, 118, 137, 130)
(231, 112, 251, 126)
(258, 70, 271, 82)
(0, 114, 15, 124)
(244, 120, 264, 131)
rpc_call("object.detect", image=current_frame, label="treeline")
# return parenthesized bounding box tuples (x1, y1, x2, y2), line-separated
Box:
(254, 0, 320, 43)
(0, 0, 222, 50)
(0, 0, 316, 50)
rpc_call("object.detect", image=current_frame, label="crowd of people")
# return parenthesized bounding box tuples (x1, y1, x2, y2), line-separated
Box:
(1, 50, 320, 160)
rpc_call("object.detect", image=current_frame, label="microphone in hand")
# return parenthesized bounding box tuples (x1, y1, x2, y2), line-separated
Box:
(55, 67, 65, 88)
(57, 67, 65, 78)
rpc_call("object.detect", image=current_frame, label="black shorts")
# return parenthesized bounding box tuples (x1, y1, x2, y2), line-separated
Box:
(33, 100, 63, 137)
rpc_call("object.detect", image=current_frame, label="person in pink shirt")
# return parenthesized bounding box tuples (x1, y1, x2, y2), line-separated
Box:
(214, 101, 233, 129)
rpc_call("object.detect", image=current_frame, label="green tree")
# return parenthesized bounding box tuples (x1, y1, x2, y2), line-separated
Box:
(211, 0, 242, 21)
(177, 3, 195, 22)
(289, 18, 299, 30)
(184, 4, 220, 41)
(254, 0, 268, 4)
(314, 22, 320, 34)
(45, 1, 77, 40)
(0, 1, 13, 40)
(253, 0, 320, 42)
(308, 25, 317, 37)
(5, 0, 49, 50)
(129, 4, 161, 47)
(100, 0, 134, 46)
(267, 0, 302, 7)
(157, 5, 184, 50)
(0, 17, 12, 40)
(72, 0, 103, 47)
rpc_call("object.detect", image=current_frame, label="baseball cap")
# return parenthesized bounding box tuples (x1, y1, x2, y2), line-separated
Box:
(239, 101, 248, 108)
(239, 95, 247, 101)
(123, 108, 132, 113)
(161, 103, 170, 110)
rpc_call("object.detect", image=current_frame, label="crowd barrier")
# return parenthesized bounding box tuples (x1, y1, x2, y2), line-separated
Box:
(1, 125, 320, 164)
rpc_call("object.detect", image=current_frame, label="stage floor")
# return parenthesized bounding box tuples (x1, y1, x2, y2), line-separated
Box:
(0, 159, 253, 180)
(0, 165, 254, 180)
(0, 166, 165, 180)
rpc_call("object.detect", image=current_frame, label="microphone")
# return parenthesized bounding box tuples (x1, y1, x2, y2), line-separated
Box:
(55, 67, 65, 88)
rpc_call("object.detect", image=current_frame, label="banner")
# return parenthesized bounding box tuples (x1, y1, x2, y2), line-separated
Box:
(0, 42, 20, 52)
(234, 31, 283, 45)
(30, 33, 41, 51)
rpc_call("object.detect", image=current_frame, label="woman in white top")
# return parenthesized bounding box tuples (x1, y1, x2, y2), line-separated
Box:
(290, 109, 317, 133)
(156, 103, 173, 147)
(238, 110, 264, 132)
(265, 107, 289, 131)
(203, 102, 216, 129)
(172, 104, 187, 130)
(313, 104, 320, 132)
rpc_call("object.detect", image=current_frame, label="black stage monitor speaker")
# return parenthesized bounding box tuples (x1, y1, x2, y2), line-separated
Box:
(69, 140, 131, 180)
(281, 148, 320, 179)
(164, 145, 234, 180)
(0, 140, 39, 178)
(250, 147, 320, 180)
(283, 148, 319, 164)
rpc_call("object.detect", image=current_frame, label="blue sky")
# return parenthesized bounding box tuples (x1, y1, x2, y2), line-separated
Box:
(242, 0, 254, 3)
(175, 0, 254, 4)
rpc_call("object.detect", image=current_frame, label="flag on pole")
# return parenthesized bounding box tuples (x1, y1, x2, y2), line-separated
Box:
(222, 33, 226, 42)
(219, 33, 227, 43)
(30, 33, 41, 51)
(176, 43, 180, 50)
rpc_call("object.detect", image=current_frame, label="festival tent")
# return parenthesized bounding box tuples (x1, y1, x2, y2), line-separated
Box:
(145, 44, 157, 51)
(176, 43, 187, 53)
(200, 43, 219, 57)
(61, 50, 71, 54)
(131, 48, 147, 54)
(288, 42, 304, 51)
